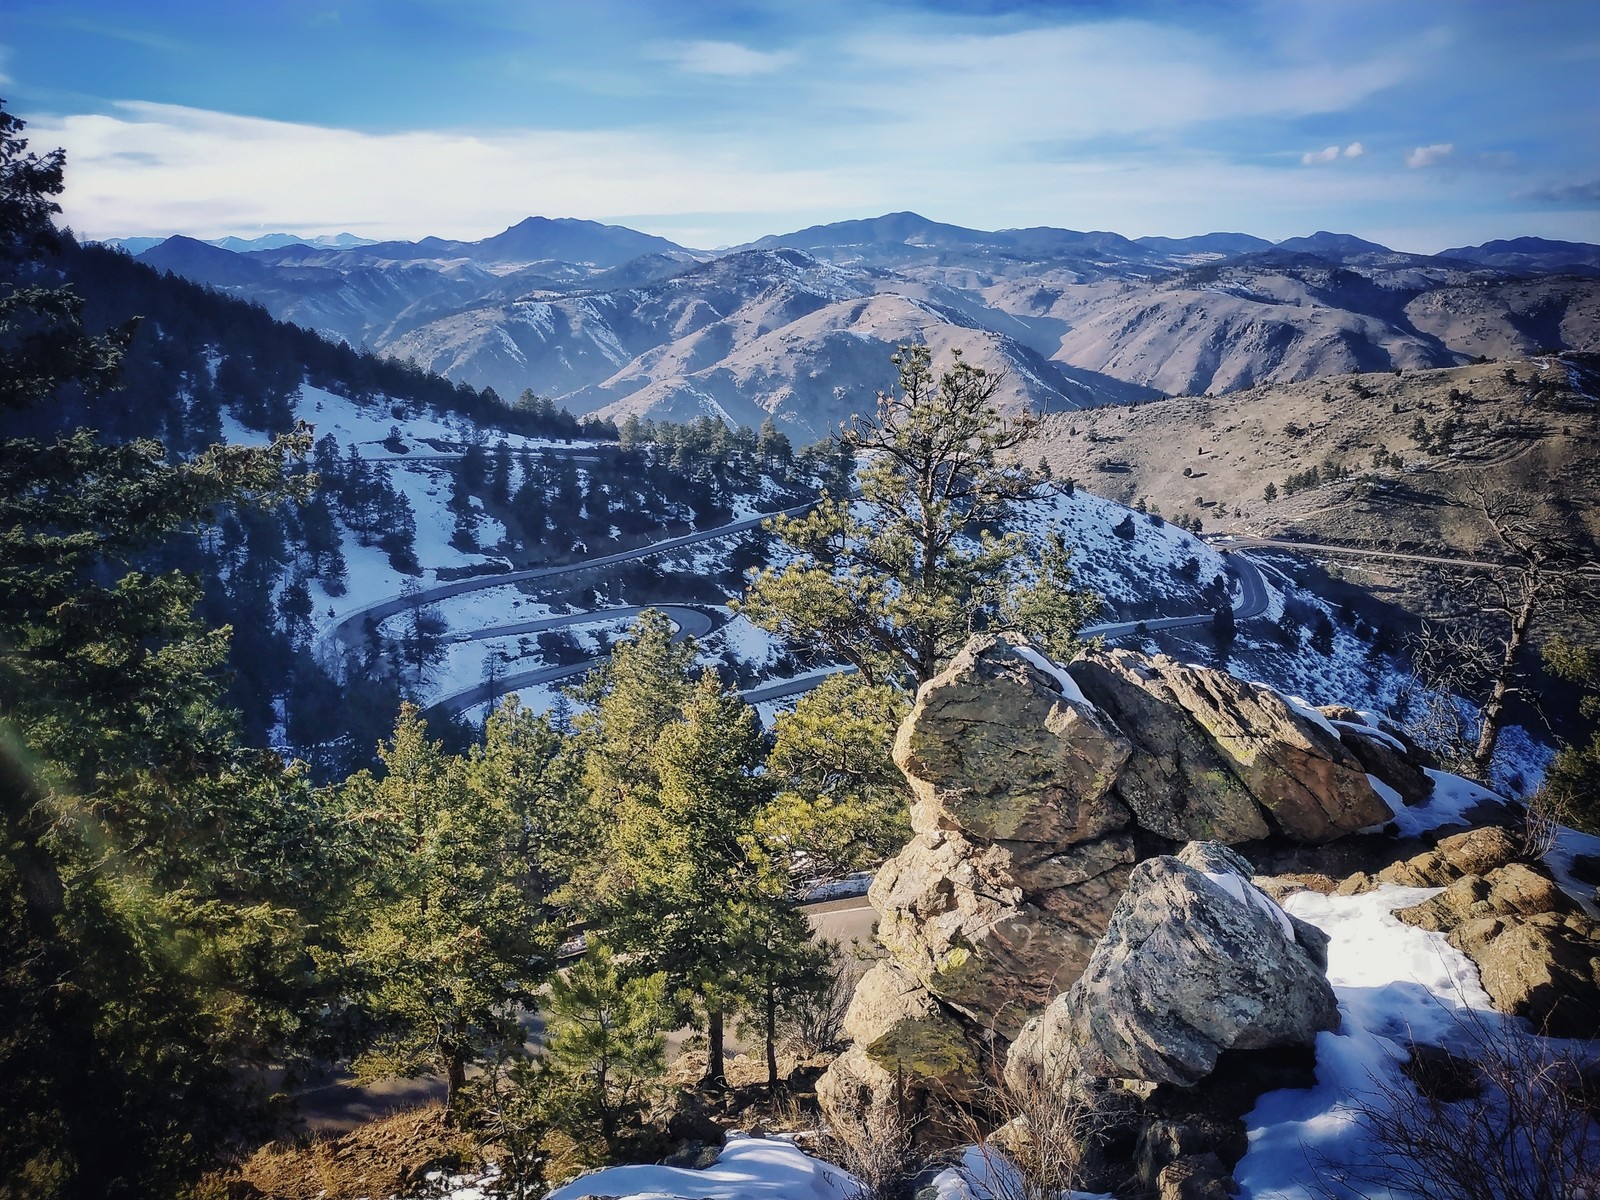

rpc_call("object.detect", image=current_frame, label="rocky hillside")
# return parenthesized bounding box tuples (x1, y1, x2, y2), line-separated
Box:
(128, 214, 1600, 438)
(1031, 353, 1600, 556)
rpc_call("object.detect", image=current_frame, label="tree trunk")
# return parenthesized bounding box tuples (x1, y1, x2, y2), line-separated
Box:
(1473, 578, 1539, 775)
(765, 979, 779, 1094)
(706, 1008, 726, 1085)
(446, 1052, 467, 1114)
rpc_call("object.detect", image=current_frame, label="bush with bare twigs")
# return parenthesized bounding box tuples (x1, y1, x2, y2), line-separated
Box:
(780, 939, 854, 1060)
(1313, 1007, 1599, 1200)
(825, 1095, 921, 1200)
(949, 1063, 1104, 1200)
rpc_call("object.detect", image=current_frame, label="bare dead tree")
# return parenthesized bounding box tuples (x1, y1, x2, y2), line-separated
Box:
(1405, 480, 1598, 780)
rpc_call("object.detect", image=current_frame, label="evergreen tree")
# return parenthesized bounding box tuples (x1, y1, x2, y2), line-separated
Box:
(739, 346, 1092, 688)
(0, 100, 344, 1197)
(338, 704, 559, 1105)
(594, 674, 773, 1083)
(541, 944, 670, 1161)
(759, 674, 912, 883)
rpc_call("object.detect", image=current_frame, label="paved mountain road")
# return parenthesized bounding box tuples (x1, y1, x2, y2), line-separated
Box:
(319, 498, 815, 658)
(430, 605, 722, 717)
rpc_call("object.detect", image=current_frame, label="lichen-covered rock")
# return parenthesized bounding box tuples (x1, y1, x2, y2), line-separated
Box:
(1447, 911, 1600, 1038)
(871, 828, 1134, 1036)
(1016, 843, 1338, 1088)
(1068, 649, 1269, 843)
(838, 960, 983, 1097)
(894, 634, 1132, 846)
(1068, 650, 1392, 843)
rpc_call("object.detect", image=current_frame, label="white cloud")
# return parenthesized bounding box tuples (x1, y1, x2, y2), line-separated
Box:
(1302, 142, 1363, 165)
(1406, 142, 1454, 168)
(33, 102, 856, 242)
(655, 39, 795, 77)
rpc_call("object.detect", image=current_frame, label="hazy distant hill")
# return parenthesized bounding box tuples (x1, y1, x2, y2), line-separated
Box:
(1439, 236, 1600, 276)
(130, 212, 1600, 433)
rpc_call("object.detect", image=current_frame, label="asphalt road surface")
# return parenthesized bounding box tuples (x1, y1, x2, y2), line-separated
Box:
(431, 605, 721, 717)
(320, 497, 816, 658)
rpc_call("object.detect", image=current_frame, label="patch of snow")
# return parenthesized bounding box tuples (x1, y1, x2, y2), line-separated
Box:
(543, 1133, 860, 1200)
(929, 1145, 1112, 1200)
(1014, 643, 1094, 709)
(1359, 774, 1404, 829)
(1203, 870, 1296, 940)
(1545, 823, 1600, 917)
(799, 872, 874, 903)
(1234, 885, 1495, 1198)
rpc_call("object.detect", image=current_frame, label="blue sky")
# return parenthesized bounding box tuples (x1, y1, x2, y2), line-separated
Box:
(4, 0, 1597, 250)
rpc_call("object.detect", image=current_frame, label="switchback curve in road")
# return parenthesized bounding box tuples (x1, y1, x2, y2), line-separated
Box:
(319, 497, 816, 657)
(428, 605, 723, 718)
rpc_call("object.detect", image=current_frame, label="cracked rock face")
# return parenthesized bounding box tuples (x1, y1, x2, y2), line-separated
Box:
(1011, 843, 1339, 1089)
(871, 828, 1134, 1037)
(1068, 649, 1393, 843)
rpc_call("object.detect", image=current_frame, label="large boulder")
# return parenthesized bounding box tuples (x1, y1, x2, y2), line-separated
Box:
(837, 960, 984, 1099)
(894, 634, 1132, 846)
(1012, 843, 1339, 1089)
(871, 827, 1134, 1036)
(1068, 650, 1269, 843)
(1068, 650, 1393, 843)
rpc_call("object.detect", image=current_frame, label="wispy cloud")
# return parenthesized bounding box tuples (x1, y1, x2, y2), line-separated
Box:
(33, 102, 858, 243)
(1515, 179, 1600, 204)
(1302, 142, 1363, 165)
(1406, 142, 1454, 168)
(654, 40, 796, 77)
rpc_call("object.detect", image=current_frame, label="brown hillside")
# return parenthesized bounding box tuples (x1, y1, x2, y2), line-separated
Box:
(1030, 353, 1600, 559)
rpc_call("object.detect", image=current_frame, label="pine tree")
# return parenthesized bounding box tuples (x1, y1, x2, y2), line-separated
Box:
(738, 346, 1093, 688)
(1, 100, 343, 1197)
(596, 674, 773, 1083)
(338, 704, 559, 1106)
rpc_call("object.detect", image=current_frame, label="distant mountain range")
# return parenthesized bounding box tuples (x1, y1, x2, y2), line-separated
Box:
(118, 213, 1600, 438)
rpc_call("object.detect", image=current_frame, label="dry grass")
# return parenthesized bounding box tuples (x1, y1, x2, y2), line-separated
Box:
(1031, 355, 1600, 557)
(229, 1104, 477, 1200)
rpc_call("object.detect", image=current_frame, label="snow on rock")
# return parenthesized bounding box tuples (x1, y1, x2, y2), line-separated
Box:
(1203, 870, 1296, 941)
(1014, 643, 1095, 709)
(1382, 770, 1504, 838)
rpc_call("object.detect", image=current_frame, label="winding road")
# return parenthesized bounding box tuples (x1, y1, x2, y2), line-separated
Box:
(319, 498, 817, 658)
(342, 483, 1274, 718)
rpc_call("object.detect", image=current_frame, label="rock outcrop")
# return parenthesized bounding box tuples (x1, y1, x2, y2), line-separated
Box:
(1384, 845, 1600, 1038)
(1068, 649, 1394, 843)
(1010, 843, 1339, 1089)
(819, 633, 1410, 1124)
